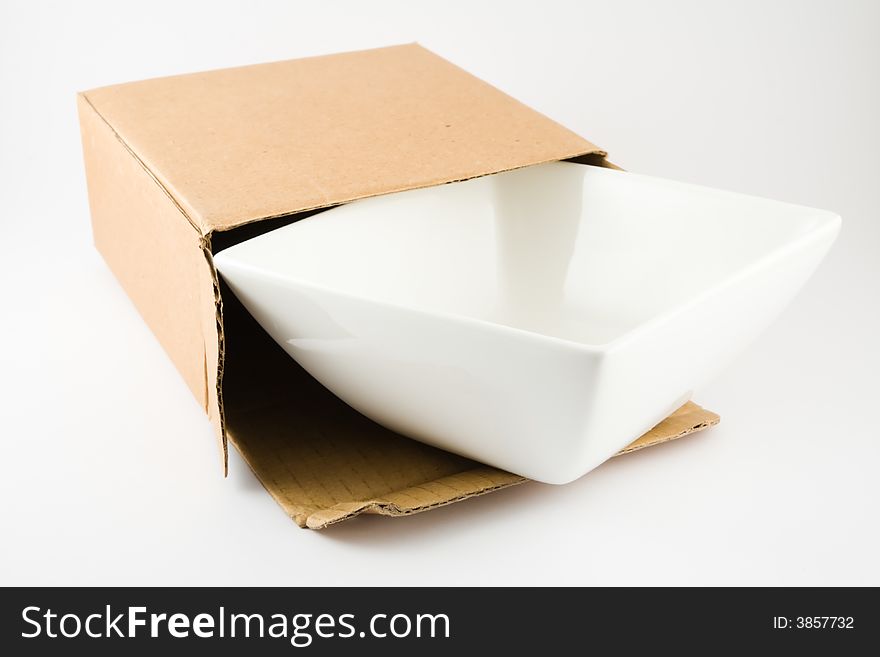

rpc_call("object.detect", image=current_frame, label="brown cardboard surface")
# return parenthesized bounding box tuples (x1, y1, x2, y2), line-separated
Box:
(78, 94, 226, 459)
(83, 43, 603, 234)
(78, 44, 719, 528)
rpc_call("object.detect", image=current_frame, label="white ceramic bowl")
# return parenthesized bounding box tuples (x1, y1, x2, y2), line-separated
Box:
(214, 162, 840, 483)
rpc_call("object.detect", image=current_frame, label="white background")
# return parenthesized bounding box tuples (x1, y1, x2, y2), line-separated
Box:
(1, 0, 878, 586)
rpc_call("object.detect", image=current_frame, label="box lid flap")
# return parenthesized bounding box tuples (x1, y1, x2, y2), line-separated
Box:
(82, 43, 603, 235)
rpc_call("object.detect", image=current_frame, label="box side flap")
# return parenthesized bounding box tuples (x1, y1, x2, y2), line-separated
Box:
(78, 94, 226, 462)
(82, 44, 603, 234)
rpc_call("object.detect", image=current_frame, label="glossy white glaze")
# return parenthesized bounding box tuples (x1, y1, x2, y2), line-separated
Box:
(214, 162, 840, 483)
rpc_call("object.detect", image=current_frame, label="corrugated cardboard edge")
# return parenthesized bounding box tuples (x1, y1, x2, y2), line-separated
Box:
(291, 401, 719, 529)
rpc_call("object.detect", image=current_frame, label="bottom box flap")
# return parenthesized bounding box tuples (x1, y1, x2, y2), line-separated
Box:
(231, 400, 717, 530)
(226, 360, 718, 529)
(220, 277, 719, 529)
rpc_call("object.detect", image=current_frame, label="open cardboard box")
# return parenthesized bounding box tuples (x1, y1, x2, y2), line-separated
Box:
(77, 44, 719, 529)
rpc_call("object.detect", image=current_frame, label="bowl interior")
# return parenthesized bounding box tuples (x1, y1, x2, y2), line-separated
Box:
(216, 162, 835, 347)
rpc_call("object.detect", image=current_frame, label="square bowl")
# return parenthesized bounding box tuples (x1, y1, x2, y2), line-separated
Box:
(214, 162, 840, 483)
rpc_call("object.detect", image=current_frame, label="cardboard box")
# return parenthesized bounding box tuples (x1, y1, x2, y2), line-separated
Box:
(77, 44, 719, 528)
